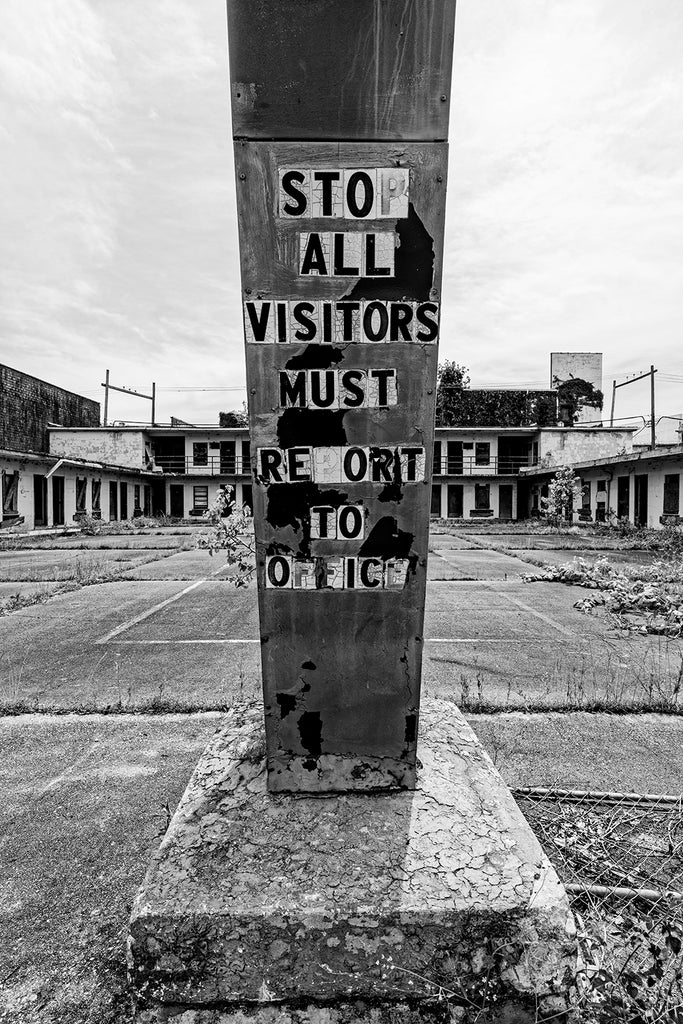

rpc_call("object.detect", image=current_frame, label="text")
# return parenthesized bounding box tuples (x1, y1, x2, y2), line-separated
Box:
(279, 369, 397, 409)
(243, 300, 439, 344)
(257, 445, 425, 484)
(310, 504, 366, 540)
(265, 555, 411, 591)
(279, 167, 410, 220)
(299, 232, 394, 277)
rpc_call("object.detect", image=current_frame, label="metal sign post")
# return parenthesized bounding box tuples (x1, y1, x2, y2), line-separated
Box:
(130, 13, 576, 1016)
(227, 0, 456, 792)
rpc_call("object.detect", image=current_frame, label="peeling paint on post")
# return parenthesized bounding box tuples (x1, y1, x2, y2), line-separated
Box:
(227, 2, 455, 792)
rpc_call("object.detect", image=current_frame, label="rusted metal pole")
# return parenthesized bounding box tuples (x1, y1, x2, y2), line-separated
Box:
(609, 379, 616, 426)
(566, 882, 682, 902)
(103, 368, 109, 426)
(513, 786, 682, 807)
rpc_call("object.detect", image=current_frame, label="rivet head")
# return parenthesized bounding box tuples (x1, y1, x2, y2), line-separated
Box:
(239, 172, 246, 180)
(440, 94, 447, 102)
